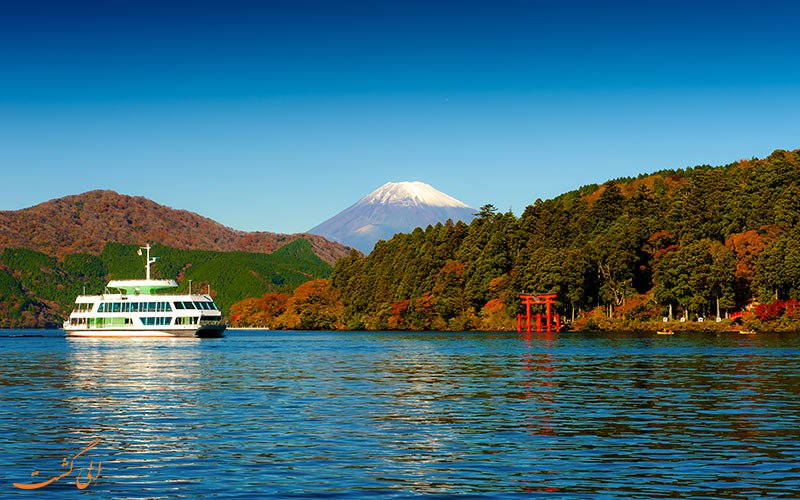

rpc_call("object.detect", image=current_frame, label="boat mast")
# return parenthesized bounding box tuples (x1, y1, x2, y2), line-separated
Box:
(138, 244, 158, 280)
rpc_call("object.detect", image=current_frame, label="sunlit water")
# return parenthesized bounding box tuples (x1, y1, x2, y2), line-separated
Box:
(2, 330, 800, 498)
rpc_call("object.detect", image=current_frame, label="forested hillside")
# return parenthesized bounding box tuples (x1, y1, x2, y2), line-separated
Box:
(0, 240, 331, 328)
(0, 190, 352, 265)
(232, 149, 800, 331)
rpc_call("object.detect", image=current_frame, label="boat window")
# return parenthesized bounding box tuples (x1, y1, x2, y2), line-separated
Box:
(97, 303, 105, 313)
(183, 301, 195, 309)
(74, 303, 92, 313)
(141, 317, 171, 326)
(111, 303, 121, 313)
(174, 302, 184, 310)
(155, 301, 172, 312)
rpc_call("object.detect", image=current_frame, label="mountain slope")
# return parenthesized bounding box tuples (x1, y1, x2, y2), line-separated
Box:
(309, 181, 477, 253)
(0, 190, 351, 265)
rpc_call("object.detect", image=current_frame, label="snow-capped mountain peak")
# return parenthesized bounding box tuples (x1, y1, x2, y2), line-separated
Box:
(362, 182, 471, 208)
(309, 181, 476, 254)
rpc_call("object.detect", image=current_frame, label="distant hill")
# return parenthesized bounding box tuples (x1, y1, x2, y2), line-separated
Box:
(0, 190, 352, 265)
(0, 240, 332, 328)
(309, 181, 477, 253)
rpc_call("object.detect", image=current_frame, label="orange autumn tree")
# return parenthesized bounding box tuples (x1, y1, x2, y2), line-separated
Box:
(411, 293, 441, 330)
(480, 297, 513, 330)
(229, 292, 291, 328)
(276, 279, 344, 330)
(388, 299, 411, 330)
(229, 297, 261, 326)
(726, 230, 768, 282)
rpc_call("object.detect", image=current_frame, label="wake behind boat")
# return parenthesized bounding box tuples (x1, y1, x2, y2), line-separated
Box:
(63, 244, 226, 338)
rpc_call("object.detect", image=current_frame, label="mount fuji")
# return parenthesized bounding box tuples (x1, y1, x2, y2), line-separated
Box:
(309, 181, 477, 254)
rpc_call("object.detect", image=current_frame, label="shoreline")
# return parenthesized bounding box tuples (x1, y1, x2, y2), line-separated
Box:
(1, 322, 798, 334)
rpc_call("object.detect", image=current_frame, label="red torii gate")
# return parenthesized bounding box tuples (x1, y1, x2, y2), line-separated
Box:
(517, 293, 560, 333)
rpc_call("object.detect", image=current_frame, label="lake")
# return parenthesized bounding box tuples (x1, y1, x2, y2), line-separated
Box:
(2, 330, 799, 498)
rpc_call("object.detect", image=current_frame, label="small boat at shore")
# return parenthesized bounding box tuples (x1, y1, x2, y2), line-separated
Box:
(738, 329, 757, 335)
(63, 244, 226, 338)
(657, 329, 674, 335)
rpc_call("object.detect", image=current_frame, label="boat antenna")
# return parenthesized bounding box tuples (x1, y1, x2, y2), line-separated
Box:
(138, 244, 158, 280)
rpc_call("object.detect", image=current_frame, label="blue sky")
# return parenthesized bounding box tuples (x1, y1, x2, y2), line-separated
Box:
(2, 0, 799, 233)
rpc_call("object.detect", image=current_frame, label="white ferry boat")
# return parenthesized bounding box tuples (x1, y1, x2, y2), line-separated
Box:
(63, 244, 226, 338)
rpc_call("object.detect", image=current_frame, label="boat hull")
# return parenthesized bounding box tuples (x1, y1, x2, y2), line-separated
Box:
(65, 324, 225, 338)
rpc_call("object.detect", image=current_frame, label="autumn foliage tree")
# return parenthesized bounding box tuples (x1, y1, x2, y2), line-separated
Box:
(275, 279, 344, 330)
(229, 292, 291, 328)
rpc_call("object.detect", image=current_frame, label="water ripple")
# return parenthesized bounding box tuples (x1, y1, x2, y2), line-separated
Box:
(2, 331, 800, 497)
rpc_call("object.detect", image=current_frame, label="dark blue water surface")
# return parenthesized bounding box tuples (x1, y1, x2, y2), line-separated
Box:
(2, 330, 800, 498)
